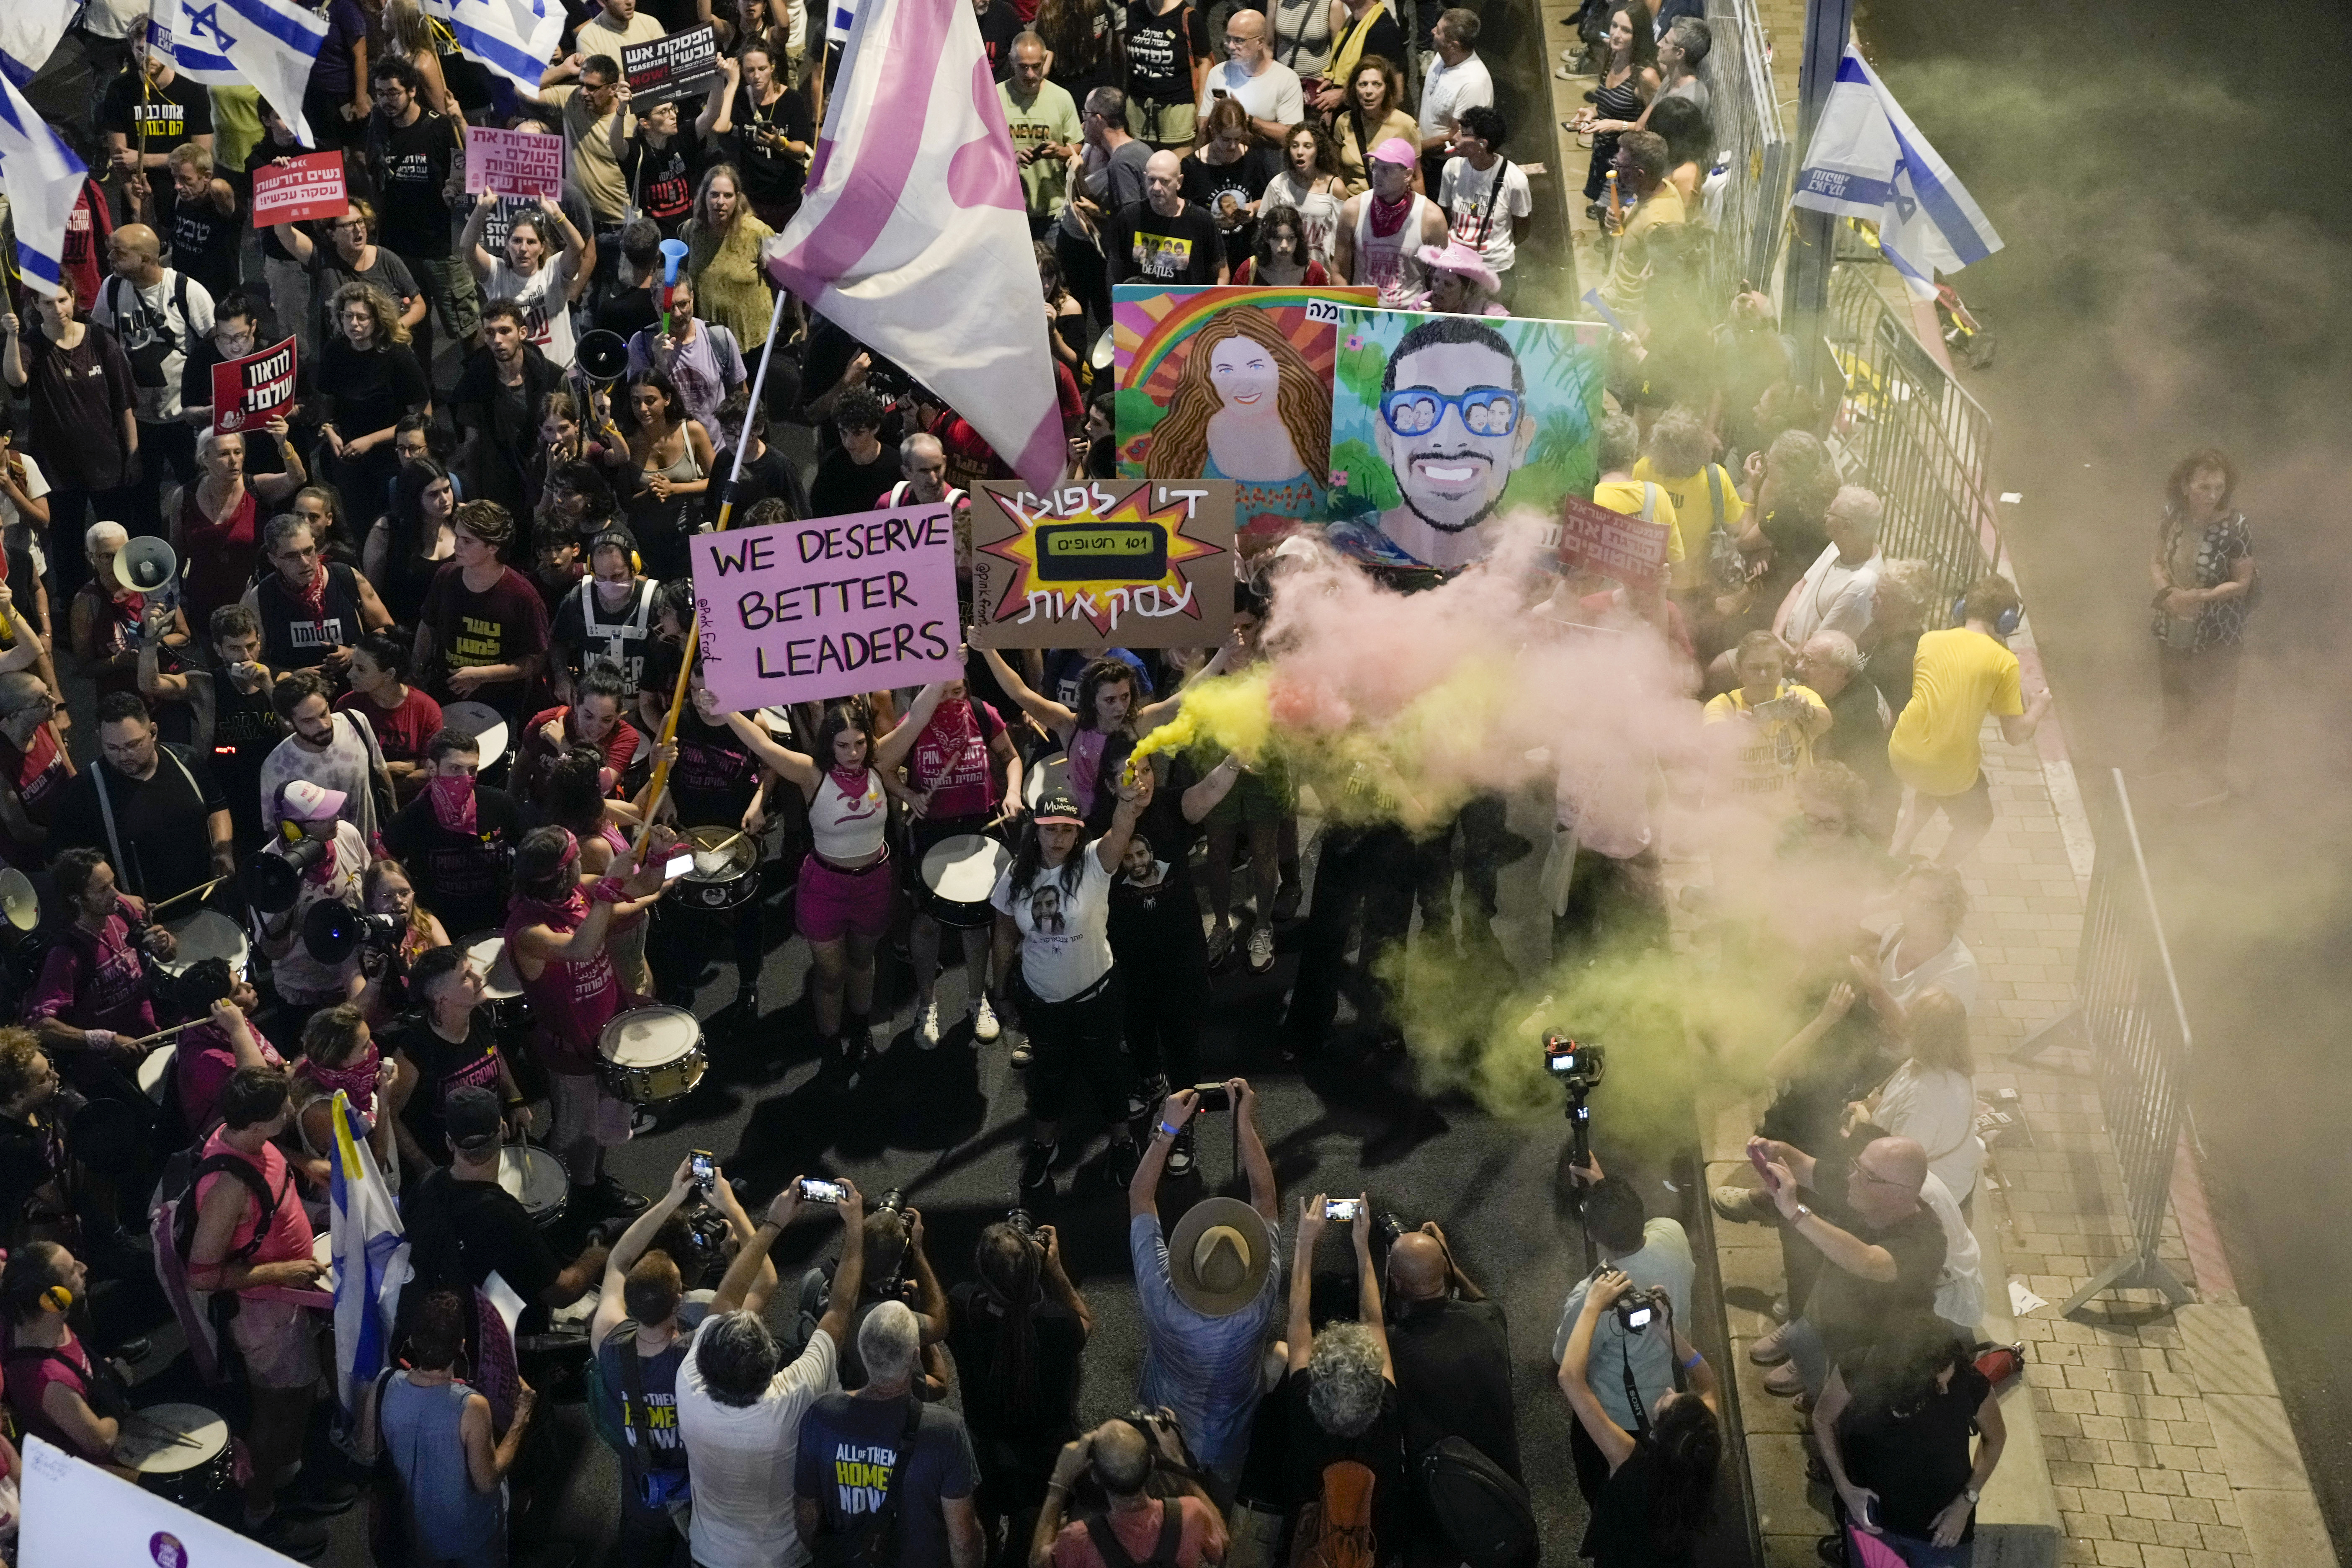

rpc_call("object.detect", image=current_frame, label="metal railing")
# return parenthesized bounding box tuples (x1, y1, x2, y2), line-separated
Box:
(1703, 0, 1792, 307)
(1822, 264, 2001, 598)
(2017, 770, 2197, 1316)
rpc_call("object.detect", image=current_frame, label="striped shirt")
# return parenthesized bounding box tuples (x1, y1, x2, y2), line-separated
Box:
(1130, 1213, 1284, 1469)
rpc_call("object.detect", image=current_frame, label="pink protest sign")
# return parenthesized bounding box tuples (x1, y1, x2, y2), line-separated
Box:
(689, 504, 962, 710)
(1558, 493, 1671, 582)
(250, 153, 347, 227)
(464, 126, 565, 198)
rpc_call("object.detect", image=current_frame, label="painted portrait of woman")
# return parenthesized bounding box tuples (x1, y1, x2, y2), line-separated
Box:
(1144, 304, 1332, 524)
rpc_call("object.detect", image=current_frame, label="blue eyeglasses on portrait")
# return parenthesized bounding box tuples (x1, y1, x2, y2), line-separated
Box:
(1378, 386, 1523, 438)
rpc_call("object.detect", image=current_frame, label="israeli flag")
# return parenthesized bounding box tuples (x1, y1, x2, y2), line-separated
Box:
(1790, 45, 2003, 300)
(425, 0, 564, 97)
(0, 0, 78, 89)
(146, 0, 244, 86)
(825, 0, 857, 46)
(0, 70, 88, 297)
(328, 1091, 412, 1420)
(187, 0, 330, 142)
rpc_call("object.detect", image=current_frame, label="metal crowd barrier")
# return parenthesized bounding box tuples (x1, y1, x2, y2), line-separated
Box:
(1702, 0, 1792, 306)
(1822, 264, 2001, 598)
(2017, 770, 2198, 1316)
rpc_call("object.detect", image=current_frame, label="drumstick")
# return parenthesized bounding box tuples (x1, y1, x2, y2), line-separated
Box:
(119, 1411, 205, 1449)
(697, 827, 750, 858)
(146, 874, 237, 917)
(126, 1019, 206, 1049)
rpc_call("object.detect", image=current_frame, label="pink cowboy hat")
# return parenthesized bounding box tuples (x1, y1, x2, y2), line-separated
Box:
(1416, 238, 1501, 295)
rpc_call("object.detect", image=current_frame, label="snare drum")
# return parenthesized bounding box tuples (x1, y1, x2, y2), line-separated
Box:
(116, 1403, 234, 1509)
(918, 833, 1011, 930)
(674, 823, 764, 911)
(160, 909, 250, 980)
(1021, 752, 1071, 811)
(460, 930, 526, 1030)
(498, 1145, 570, 1229)
(442, 701, 512, 772)
(596, 1006, 707, 1105)
(138, 1043, 175, 1105)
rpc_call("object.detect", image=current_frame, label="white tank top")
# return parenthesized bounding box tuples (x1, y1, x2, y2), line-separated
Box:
(1353, 193, 1435, 307)
(808, 767, 889, 862)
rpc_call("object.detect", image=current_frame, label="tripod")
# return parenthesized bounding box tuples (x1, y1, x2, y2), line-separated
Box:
(1563, 1080, 1599, 1273)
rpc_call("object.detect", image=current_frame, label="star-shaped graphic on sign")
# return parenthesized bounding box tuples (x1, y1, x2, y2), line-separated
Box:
(183, 1, 232, 48)
(977, 483, 1226, 637)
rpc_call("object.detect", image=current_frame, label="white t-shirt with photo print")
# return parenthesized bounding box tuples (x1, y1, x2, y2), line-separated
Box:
(991, 847, 1116, 1002)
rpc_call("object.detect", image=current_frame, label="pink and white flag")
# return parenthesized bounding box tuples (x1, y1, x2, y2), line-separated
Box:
(763, 0, 1065, 494)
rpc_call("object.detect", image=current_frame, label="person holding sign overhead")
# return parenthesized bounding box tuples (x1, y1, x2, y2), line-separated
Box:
(463, 193, 589, 369)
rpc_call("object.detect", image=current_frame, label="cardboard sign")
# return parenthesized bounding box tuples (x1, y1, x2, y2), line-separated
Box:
(690, 505, 961, 710)
(464, 125, 565, 198)
(1557, 493, 1672, 582)
(210, 336, 298, 435)
(20, 1434, 292, 1568)
(249, 152, 347, 227)
(970, 480, 1234, 649)
(623, 24, 723, 103)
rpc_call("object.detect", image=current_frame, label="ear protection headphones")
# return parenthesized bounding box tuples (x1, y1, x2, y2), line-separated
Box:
(1952, 596, 2023, 639)
(43, 1284, 72, 1313)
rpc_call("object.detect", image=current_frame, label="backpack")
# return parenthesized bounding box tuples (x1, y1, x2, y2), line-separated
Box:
(102, 271, 193, 390)
(1289, 1459, 1375, 1568)
(1417, 1439, 1537, 1568)
(149, 1147, 278, 1386)
(1082, 1501, 1185, 1568)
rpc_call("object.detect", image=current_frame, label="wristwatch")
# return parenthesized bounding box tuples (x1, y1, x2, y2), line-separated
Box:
(1963, 1487, 1981, 1506)
(1792, 1202, 1813, 1222)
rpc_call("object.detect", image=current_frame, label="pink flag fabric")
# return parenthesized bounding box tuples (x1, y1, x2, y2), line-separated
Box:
(763, 0, 1065, 494)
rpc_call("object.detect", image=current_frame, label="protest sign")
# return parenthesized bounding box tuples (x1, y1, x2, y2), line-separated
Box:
(690, 504, 961, 710)
(210, 337, 298, 435)
(970, 480, 1234, 650)
(1323, 309, 1608, 573)
(1112, 284, 1375, 555)
(20, 1434, 290, 1568)
(623, 24, 723, 103)
(249, 152, 347, 227)
(1557, 493, 1671, 582)
(464, 125, 564, 198)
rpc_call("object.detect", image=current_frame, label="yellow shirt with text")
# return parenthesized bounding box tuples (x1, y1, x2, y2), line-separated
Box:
(1888, 627, 2024, 797)
(1633, 457, 1746, 591)
(1702, 680, 1827, 798)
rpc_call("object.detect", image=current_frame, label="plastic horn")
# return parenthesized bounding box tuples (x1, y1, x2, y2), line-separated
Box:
(658, 237, 690, 336)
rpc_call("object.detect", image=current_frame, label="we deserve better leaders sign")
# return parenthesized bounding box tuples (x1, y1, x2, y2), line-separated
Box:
(20, 1435, 292, 1568)
(690, 504, 960, 710)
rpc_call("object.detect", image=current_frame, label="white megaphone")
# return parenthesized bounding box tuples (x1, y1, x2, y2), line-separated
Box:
(113, 536, 179, 640)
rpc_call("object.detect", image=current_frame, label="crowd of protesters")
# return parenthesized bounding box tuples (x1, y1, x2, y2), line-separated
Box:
(0, 0, 2249, 1563)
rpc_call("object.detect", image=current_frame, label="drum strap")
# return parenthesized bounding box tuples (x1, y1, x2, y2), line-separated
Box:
(4, 1344, 131, 1422)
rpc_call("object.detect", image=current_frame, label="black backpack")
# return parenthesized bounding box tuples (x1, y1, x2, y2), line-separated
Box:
(1417, 1438, 1538, 1568)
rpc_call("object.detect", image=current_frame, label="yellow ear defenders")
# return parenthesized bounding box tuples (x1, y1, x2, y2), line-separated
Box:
(43, 1284, 72, 1313)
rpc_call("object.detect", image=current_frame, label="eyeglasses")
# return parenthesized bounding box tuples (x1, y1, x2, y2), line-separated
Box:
(1378, 386, 1522, 438)
(1852, 1161, 1908, 1189)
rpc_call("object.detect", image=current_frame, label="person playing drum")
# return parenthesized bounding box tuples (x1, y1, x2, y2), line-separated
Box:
(993, 779, 1155, 1203)
(887, 656, 1026, 1051)
(720, 678, 953, 1071)
(505, 823, 679, 1219)
(543, 746, 655, 996)
(165, 960, 284, 1135)
(26, 847, 174, 1089)
(0, 1241, 131, 1474)
(649, 665, 785, 1019)
(384, 944, 534, 1179)
(183, 1066, 336, 1556)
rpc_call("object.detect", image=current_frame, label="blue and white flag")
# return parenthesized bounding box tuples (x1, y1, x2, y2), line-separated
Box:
(824, 0, 858, 46)
(0, 70, 89, 297)
(146, 0, 243, 86)
(0, 0, 78, 89)
(425, 0, 563, 98)
(1790, 45, 2002, 300)
(328, 1091, 411, 1419)
(193, 0, 330, 143)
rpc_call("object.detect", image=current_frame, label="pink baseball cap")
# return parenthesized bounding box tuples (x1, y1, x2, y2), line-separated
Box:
(1369, 137, 1419, 168)
(279, 779, 348, 823)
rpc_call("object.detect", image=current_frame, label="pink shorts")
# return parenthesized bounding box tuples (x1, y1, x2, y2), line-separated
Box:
(797, 851, 895, 944)
(232, 1295, 320, 1390)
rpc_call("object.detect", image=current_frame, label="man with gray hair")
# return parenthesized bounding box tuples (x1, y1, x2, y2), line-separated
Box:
(999, 33, 1083, 234)
(1057, 85, 1154, 322)
(678, 1177, 867, 1568)
(795, 1300, 984, 1568)
(882, 432, 967, 513)
(1797, 629, 1901, 842)
(1029, 1416, 1229, 1568)
(1777, 485, 1885, 645)
(1656, 17, 1712, 113)
(1279, 1191, 1405, 1551)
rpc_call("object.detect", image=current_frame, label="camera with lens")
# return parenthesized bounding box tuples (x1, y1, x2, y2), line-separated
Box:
(1374, 1211, 1408, 1251)
(1614, 1284, 1671, 1333)
(1006, 1207, 1038, 1237)
(302, 900, 406, 968)
(1544, 1034, 1606, 1095)
(1190, 1082, 1231, 1114)
(872, 1187, 908, 1218)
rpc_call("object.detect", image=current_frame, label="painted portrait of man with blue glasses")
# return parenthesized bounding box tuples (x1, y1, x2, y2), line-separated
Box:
(1344, 316, 1537, 570)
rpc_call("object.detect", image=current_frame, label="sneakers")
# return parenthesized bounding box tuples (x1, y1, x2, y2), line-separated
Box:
(1749, 1321, 1794, 1366)
(1019, 1139, 1057, 1197)
(1206, 921, 1235, 967)
(1165, 1124, 1197, 1179)
(1763, 1360, 1805, 1397)
(1272, 876, 1302, 923)
(244, 1512, 330, 1561)
(916, 1000, 943, 1050)
(972, 994, 1001, 1043)
(1247, 924, 1275, 974)
(1127, 1073, 1170, 1123)
(1009, 1036, 1034, 1070)
(1712, 1185, 1772, 1224)
(1103, 1138, 1139, 1188)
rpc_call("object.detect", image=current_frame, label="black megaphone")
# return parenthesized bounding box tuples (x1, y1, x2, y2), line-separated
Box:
(246, 835, 330, 914)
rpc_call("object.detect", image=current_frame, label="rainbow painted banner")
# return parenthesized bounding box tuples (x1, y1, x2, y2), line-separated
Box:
(1111, 285, 1374, 554)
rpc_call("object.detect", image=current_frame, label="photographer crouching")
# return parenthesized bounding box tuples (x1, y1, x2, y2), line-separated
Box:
(1029, 1414, 1228, 1568)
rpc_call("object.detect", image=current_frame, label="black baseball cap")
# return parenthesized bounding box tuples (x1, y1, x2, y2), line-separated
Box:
(586, 526, 639, 562)
(446, 1086, 503, 1154)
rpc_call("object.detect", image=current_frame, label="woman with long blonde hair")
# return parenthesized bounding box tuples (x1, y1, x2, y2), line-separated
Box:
(681, 162, 778, 348)
(1145, 305, 1330, 520)
(377, 0, 462, 119)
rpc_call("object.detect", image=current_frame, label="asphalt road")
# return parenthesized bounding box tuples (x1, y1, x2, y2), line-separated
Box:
(1863, 0, 2352, 1550)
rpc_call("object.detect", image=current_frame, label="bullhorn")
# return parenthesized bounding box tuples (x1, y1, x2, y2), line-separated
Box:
(0, 866, 35, 934)
(114, 536, 178, 597)
(246, 836, 329, 914)
(575, 330, 631, 386)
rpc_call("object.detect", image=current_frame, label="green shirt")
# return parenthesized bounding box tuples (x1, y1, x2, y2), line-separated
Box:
(997, 80, 1082, 217)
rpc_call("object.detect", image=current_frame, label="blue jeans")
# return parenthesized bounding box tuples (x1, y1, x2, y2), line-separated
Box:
(1785, 1315, 1831, 1398)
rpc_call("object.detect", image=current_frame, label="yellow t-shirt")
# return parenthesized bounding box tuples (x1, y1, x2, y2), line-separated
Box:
(1633, 457, 1746, 591)
(1590, 480, 1685, 569)
(1888, 627, 2024, 797)
(1702, 681, 1826, 797)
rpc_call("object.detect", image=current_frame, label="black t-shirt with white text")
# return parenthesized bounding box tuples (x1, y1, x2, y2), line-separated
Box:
(382, 786, 523, 938)
(386, 1008, 507, 1155)
(368, 109, 459, 260)
(1125, 0, 1211, 103)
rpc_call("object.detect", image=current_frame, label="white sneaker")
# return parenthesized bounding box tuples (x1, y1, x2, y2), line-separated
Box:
(972, 995, 1001, 1044)
(916, 1000, 942, 1050)
(1248, 925, 1275, 974)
